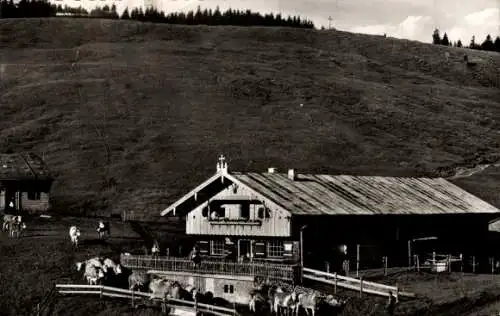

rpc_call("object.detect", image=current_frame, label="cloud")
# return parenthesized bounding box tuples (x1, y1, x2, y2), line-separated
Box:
(465, 7, 499, 26)
(396, 15, 432, 39)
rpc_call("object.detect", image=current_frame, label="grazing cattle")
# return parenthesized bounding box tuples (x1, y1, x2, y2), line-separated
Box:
(97, 221, 110, 240)
(191, 289, 213, 305)
(273, 287, 298, 316)
(149, 278, 175, 300)
(169, 281, 193, 300)
(3, 215, 21, 232)
(295, 292, 322, 316)
(128, 271, 149, 291)
(103, 258, 119, 274)
(249, 291, 266, 313)
(76, 257, 105, 280)
(8, 221, 26, 238)
(84, 265, 105, 285)
(69, 226, 81, 248)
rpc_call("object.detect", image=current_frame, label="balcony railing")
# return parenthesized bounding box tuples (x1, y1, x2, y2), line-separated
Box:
(120, 254, 296, 282)
(208, 218, 262, 226)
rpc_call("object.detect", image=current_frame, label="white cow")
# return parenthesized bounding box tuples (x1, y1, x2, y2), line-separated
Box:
(9, 221, 26, 238)
(76, 257, 105, 274)
(84, 265, 105, 285)
(3, 215, 21, 232)
(103, 258, 122, 274)
(69, 226, 81, 248)
(128, 271, 149, 291)
(149, 278, 176, 300)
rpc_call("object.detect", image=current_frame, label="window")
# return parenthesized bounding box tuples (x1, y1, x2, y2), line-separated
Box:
(267, 240, 284, 258)
(257, 207, 271, 219)
(240, 204, 249, 219)
(223, 284, 234, 294)
(27, 191, 41, 200)
(210, 240, 225, 256)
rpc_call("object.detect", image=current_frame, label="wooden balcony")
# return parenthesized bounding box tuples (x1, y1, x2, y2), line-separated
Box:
(120, 254, 297, 282)
(208, 218, 262, 226)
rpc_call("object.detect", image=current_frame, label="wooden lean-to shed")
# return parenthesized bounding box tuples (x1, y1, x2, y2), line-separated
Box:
(0, 152, 53, 214)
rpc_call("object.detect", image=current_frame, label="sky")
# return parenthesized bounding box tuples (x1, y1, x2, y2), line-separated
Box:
(51, 0, 499, 44)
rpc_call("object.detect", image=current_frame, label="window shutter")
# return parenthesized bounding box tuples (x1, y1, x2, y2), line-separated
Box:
(291, 241, 300, 262)
(197, 240, 209, 255)
(253, 241, 266, 257)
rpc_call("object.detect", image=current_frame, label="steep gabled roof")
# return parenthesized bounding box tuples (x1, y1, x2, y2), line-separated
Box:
(160, 171, 500, 217)
(160, 171, 292, 217)
(0, 152, 53, 181)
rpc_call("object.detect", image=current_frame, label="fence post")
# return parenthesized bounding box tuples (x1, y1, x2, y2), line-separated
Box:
(356, 244, 360, 278)
(132, 288, 135, 308)
(460, 254, 463, 272)
(408, 240, 412, 270)
(334, 272, 337, 294)
(473, 256, 476, 273)
(36, 303, 40, 316)
(384, 256, 388, 276)
(194, 297, 198, 315)
(448, 255, 451, 273)
(359, 277, 363, 297)
(395, 284, 399, 303)
(432, 251, 436, 272)
(100, 285, 103, 299)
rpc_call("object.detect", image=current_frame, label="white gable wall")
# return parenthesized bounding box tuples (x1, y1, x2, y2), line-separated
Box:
(186, 183, 291, 237)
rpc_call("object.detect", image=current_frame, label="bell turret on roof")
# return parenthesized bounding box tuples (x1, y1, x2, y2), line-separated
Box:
(216, 154, 228, 173)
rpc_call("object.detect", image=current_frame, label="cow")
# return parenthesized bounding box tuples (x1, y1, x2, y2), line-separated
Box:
(3, 215, 21, 232)
(249, 290, 266, 313)
(97, 221, 110, 240)
(8, 221, 26, 238)
(271, 286, 298, 316)
(84, 265, 105, 285)
(149, 278, 176, 300)
(295, 291, 322, 316)
(128, 271, 149, 291)
(69, 226, 81, 248)
(76, 257, 105, 280)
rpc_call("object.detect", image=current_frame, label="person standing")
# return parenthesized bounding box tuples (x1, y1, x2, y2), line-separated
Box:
(190, 246, 201, 268)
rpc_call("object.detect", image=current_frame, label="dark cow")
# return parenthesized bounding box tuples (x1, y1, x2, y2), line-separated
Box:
(97, 221, 110, 239)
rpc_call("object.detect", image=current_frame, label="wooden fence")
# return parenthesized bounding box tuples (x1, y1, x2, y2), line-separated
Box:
(120, 254, 297, 282)
(31, 285, 58, 316)
(302, 267, 415, 301)
(56, 284, 238, 316)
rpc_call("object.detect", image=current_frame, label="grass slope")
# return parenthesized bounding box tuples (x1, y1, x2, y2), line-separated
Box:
(1, 18, 500, 217)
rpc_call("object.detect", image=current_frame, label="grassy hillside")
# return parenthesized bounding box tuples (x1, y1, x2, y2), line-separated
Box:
(1, 18, 499, 216)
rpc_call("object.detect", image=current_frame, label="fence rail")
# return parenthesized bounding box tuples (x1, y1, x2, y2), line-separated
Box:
(55, 284, 238, 316)
(121, 254, 296, 282)
(302, 267, 415, 301)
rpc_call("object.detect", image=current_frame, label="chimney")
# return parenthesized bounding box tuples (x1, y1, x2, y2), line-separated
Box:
(268, 167, 277, 173)
(288, 169, 296, 180)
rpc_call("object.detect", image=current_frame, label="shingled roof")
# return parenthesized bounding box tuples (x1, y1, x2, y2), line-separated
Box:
(161, 170, 500, 216)
(0, 152, 52, 181)
(231, 172, 500, 216)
